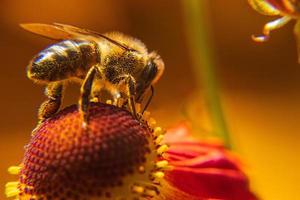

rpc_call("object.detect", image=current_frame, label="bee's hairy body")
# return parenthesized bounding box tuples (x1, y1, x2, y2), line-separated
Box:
(28, 39, 99, 82)
(28, 33, 147, 85)
(22, 23, 164, 127)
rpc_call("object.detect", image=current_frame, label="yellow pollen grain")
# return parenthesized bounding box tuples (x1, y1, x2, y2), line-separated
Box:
(145, 189, 157, 197)
(155, 135, 164, 145)
(152, 171, 164, 179)
(5, 185, 19, 198)
(157, 144, 168, 155)
(156, 160, 168, 169)
(132, 185, 145, 194)
(153, 127, 164, 136)
(148, 118, 156, 128)
(90, 97, 99, 103)
(106, 99, 112, 104)
(8, 166, 21, 175)
(5, 182, 19, 188)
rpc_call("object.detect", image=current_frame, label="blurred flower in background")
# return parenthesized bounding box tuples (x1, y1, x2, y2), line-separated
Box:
(248, 0, 300, 62)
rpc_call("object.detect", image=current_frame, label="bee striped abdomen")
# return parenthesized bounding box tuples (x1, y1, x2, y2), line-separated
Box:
(27, 40, 99, 82)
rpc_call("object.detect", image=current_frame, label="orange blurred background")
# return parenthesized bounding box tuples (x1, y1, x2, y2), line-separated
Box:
(0, 1, 299, 199)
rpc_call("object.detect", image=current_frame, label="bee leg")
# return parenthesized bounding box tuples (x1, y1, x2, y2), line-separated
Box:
(123, 75, 138, 119)
(38, 82, 64, 122)
(79, 66, 100, 128)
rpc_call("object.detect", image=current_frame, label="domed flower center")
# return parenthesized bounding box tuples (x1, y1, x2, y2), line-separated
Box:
(6, 103, 167, 200)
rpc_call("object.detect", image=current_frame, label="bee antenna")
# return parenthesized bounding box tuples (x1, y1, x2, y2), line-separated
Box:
(142, 85, 154, 115)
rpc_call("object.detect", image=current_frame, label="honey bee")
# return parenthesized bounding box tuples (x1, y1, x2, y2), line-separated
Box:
(21, 23, 164, 127)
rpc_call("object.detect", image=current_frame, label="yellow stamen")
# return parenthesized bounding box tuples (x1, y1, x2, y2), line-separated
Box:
(8, 166, 21, 175)
(156, 160, 169, 169)
(5, 182, 19, 197)
(157, 144, 168, 155)
(152, 171, 165, 179)
(155, 135, 164, 145)
(145, 189, 157, 197)
(5, 182, 19, 188)
(132, 185, 145, 194)
(153, 126, 164, 136)
(90, 97, 98, 103)
(106, 99, 112, 104)
(148, 118, 156, 128)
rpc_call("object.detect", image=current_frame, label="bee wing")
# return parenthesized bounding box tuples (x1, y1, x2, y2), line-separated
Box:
(20, 23, 78, 40)
(20, 23, 135, 51)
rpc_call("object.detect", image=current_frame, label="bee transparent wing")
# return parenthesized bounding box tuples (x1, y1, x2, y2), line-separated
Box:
(53, 23, 136, 51)
(20, 23, 78, 40)
(20, 23, 134, 51)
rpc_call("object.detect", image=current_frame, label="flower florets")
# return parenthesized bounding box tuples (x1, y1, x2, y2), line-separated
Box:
(6, 102, 168, 200)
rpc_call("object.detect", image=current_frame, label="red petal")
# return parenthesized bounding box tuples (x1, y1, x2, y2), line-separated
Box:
(163, 123, 258, 200)
(165, 167, 257, 200)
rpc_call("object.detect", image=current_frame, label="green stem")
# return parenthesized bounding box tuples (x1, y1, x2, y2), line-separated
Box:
(182, 0, 232, 148)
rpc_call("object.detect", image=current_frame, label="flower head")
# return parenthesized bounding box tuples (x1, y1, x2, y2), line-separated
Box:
(248, 0, 300, 62)
(5, 104, 258, 200)
(161, 123, 258, 200)
(248, 0, 300, 41)
(6, 103, 167, 200)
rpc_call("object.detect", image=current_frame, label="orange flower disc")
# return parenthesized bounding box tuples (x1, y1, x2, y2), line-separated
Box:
(10, 103, 165, 200)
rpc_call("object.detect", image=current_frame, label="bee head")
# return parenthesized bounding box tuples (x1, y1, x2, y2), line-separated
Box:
(136, 52, 164, 102)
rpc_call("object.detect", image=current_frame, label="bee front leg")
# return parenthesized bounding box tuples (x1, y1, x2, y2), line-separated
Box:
(38, 82, 64, 122)
(118, 75, 138, 118)
(79, 66, 100, 128)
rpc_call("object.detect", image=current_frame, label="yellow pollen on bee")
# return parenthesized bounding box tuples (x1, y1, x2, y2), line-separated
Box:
(90, 97, 99, 103)
(8, 166, 21, 175)
(106, 100, 113, 105)
(157, 144, 168, 155)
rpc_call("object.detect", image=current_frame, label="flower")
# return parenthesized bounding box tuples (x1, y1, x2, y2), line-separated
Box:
(5, 103, 258, 200)
(161, 123, 258, 200)
(248, 0, 299, 41)
(248, 0, 300, 62)
(5, 102, 168, 200)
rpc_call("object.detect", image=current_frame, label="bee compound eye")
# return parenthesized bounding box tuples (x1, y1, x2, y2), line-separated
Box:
(144, 60, 158, 82)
